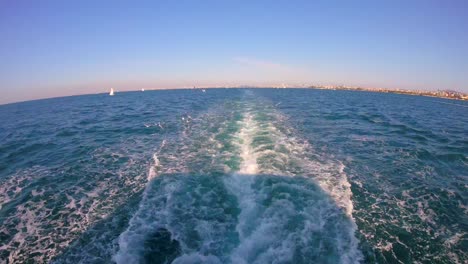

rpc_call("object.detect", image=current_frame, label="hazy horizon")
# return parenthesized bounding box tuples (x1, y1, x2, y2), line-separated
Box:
(1, 0, 467, 104)
(2, 84, 465, 106)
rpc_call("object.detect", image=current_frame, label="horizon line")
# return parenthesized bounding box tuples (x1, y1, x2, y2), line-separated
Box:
(2, 86, 467, 106)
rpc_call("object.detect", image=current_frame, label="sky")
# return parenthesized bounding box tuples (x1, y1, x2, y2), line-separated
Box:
(1, 0, 467, 104)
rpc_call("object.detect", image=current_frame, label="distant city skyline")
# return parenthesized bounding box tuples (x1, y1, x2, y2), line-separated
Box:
(1, 0, 467, 104)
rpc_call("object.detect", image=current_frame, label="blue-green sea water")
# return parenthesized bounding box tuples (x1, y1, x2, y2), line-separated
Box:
(0, 89, 466, 263)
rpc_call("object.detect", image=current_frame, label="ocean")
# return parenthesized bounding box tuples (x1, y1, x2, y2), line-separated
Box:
(0, 88, 466, 263)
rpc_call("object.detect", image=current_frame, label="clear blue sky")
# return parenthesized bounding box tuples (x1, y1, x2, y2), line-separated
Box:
(1, 0, 467, 104)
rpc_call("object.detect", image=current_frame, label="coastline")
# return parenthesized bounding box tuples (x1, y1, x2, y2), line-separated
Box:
(307, 86, 468, 101)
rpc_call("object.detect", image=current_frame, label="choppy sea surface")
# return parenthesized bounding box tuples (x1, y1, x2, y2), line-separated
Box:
(0, 89, 466, 264)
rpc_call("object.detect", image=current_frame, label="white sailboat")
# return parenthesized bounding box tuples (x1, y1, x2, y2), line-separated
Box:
(141, 88, 145, 92)
(109, 88, 115, 96)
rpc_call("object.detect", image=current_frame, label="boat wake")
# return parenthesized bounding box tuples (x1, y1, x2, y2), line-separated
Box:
(114, 93, 362, 263)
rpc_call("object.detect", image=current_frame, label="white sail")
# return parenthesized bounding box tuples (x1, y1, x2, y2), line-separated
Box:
(109, 88, 114, 96)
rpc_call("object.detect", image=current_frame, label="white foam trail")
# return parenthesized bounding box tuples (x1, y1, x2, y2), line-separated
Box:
(113, 140, 169, 263)
(115, 99, 363, 263)
(237, 113, 258, 175)
(147, 139, 165, 182)
(224, 103, 363, 263)
(223, 111, 260, 245)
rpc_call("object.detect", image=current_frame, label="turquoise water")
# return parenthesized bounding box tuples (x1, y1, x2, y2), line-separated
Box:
(0, 89, 466, 263)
